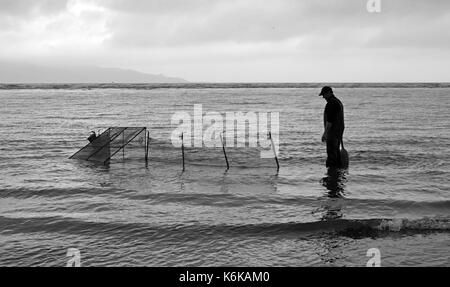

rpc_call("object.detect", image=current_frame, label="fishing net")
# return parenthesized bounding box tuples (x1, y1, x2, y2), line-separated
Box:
(70, 127, 147, 164)
(146, 132, 278, 170)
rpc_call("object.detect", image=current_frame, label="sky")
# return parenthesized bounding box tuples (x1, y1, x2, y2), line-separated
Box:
(0, 0, 449, 82)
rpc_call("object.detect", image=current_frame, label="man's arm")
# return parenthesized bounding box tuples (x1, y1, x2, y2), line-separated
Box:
(322, 121, 332, 142)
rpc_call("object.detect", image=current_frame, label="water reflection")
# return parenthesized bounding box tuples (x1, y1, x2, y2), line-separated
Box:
(313, 168, 349, 265)
(321, 168, 347, 198)
(320, 168, 348, 220)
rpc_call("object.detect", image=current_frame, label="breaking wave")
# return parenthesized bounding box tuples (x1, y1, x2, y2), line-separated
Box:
(1, 215, 448, 241)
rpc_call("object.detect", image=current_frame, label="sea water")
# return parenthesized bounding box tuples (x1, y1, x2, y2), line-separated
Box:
(0, 83, 449, 266)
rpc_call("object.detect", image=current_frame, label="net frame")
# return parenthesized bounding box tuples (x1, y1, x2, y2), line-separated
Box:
(70, 127, 147, 165)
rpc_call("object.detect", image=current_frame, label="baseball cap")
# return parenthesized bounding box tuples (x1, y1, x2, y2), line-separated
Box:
(319, 86, 333, 96)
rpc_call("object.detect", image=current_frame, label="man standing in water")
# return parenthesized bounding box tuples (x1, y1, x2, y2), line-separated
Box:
(319, 86, 345, 168)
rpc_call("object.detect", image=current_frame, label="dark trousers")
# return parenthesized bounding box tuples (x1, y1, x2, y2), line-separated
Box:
(326, 138, 341, 168)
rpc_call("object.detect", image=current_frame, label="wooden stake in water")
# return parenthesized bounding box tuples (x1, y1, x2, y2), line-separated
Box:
(122, 131, 125, 160)
(220, 133, 229, 170)
(181, 132, 185, 172)
(145, 130, 149, 165)
(269, 132, 279, 172)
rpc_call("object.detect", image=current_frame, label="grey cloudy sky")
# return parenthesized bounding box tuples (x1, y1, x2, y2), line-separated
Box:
(0, 0, 449, 82)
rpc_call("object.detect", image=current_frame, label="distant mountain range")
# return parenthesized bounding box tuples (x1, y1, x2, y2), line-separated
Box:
(0, 62, 187, 83)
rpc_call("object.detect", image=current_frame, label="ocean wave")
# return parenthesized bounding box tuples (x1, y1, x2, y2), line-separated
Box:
(1, 185, 449, 206)
(1, 187, 449, 212)
(0, 215, 448, 242)
(0, 187, 128, 200)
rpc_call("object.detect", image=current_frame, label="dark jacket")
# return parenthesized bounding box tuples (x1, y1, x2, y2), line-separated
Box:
(324, 96, 345, 140)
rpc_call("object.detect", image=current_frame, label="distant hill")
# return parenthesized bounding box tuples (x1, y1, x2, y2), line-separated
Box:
(0, 62, 187, 83)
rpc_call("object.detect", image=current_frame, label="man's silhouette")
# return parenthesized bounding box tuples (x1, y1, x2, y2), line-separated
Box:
(319, 86, 345, 168)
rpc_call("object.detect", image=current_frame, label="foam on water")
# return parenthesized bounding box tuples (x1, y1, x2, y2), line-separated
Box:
(378, 217, 450, 232)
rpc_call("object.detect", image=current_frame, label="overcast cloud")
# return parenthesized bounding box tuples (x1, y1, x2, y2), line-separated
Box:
(0, 0, 449, 82)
